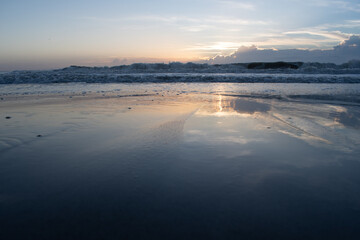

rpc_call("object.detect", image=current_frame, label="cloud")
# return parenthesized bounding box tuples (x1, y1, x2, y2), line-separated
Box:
(81, 15, 268, 33)
(216, 0, 256, 10)
(111, 58, 127, 66)
(206, 35, 360, 64)
(283, 30, 349, 42)
(291, 0, 360, 12)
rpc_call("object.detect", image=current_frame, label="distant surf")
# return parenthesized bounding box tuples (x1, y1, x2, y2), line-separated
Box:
(1, 61, 360, 84)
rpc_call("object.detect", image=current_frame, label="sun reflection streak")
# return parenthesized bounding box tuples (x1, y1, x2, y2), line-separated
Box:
(219, 95, 223, 112)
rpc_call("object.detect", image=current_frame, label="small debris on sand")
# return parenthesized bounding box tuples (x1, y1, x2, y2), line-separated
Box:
(128, 107, 132, 110)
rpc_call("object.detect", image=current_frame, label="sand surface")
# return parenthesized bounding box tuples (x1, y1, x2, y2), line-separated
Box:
(1, 83, 360, 239)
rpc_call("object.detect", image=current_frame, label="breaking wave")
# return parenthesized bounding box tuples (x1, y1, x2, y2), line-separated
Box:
(1, 60, 360, 84)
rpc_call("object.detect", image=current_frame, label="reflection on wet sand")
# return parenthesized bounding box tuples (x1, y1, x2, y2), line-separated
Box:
(330, 108, 360, 129)
(230, 98, 270, 114)
(195, 95, 360, 152)
(1, 90, 360, 240)
(198, 95, 269, 118)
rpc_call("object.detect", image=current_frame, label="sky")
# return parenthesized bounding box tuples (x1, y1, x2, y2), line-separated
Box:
(0, 0, 360, 70)
(208, 35, 360, 64)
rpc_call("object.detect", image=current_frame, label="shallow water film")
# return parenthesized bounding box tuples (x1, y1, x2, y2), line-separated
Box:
(1, 83, 360, 240)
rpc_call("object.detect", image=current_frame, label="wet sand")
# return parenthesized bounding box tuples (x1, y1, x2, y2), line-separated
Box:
(1, 84, 360, 239)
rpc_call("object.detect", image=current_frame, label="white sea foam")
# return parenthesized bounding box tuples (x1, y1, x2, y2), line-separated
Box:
(0, 72, 359, 84)
(1, 61, 360, 84)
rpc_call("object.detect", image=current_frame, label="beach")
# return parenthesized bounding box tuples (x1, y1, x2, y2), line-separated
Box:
(1, 83, 360, 239)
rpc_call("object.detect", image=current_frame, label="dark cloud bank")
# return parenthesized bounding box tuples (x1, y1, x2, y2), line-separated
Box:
(207, 36, 360, 64)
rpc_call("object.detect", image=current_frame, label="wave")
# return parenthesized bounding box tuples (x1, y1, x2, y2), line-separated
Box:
(1, 60, 360, 84)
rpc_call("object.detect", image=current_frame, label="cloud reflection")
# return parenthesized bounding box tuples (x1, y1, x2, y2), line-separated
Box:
(197, 95, 270, 117)
(192, 95, 360, 153)
(331, 109, 360, 129)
